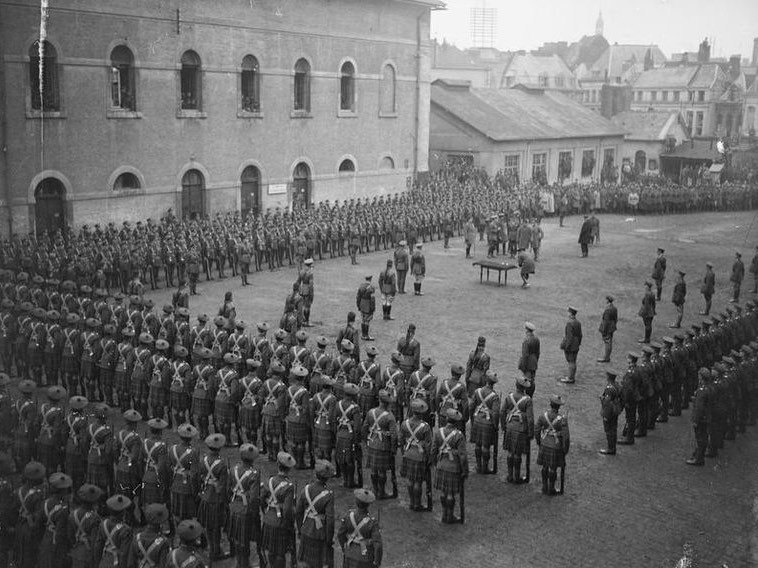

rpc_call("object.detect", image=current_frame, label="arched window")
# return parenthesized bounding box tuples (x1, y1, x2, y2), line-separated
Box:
(241, 55, 260, 112)
(180, 50, 202, 110)
(110, 46, 136, 111)
(380, 156, 395, 169)
(114, 172, 140, 191)
(340, 61, 355, 112)
(240, 166, 261, 218)
(181, 169, 205, 219)
(294, 58, 311, 112)
(292, 162, 311, 209)
(34, 178, 66, 234)
(635, 150, 647, 173)
(338, 158, 356, 174)
(380, 64, 396, 114)
(29, 40, 60, 111)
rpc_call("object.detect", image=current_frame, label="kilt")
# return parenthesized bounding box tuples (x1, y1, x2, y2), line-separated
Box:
(99, 368, 114, 386)
(131, 376, 147, 400)
(260, 523, 295, 557)
(13, 434, 34, 467)
(62, 354, 79, 375)
(335, 434, 355, 464)
(434, 468, 461, 494)
(536, 444, 565, 469)
(142, 479, 165, 505)
(344, 558, 375, 568)
(214, 400, 236, 424)
(358, 396, 377, 418)
(27, 345, 43, 368)
(365, 447, 392, 473)
(170, 391, 190, 411)
(263, 414, 283, 436)
(198, 500, 227, 534)
(400, 456, 426, 481)
(80, 359, 95, 378)
(227, 501, 260, 543)
(114, 368, 130, 392)
(37, 440, 61, 472)
(192, 395, 213, 417)
(360, 312, 373, 324)
(170, 491, 197, 520)
(314, 426, 335, 452)
(285, 420, 310, 443)
(504, 427, 530, 455)
(86, 463, 111, 492)
(148, 384, 168, 408)
(43, 353, 60, 373)
(470, 421, 496, 446)
(238, 405, 261, 430)
(564, 350, 578, 363)
(65, 449, 87, 487)
(414, 274, 425, 283)
(298, 534, 329, 567)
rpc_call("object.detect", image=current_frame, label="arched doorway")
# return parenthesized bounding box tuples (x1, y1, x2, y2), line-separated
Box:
(181, 169, 205, 220)
(292, 162, 310, 210)
(635, 150, 647, 173)
(34, 178, 66, 235)
(240, 166, 260, 218)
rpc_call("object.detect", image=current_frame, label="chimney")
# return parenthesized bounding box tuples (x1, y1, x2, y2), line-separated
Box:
(644, 48, 654, 71)
(697, 38, 710, 63)
(729, 55, 741, 80)
(753, 37, 758, 66)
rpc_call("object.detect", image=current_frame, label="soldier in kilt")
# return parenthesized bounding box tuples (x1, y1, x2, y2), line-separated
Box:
(38, 472, 73, 568)
(311, 377, 337, 461)
(131, 333, 153, 418)
(336, 383, 362, 488)
(37, 386, 67, 474)
(14, 461, 46, 568)
(80, 318, 102, 401)
(167, 519, 207, 568)
(213, 353, 241, 446)
(357, 346, 381, 417)
(400, 399, 432, 512)
(379, 351, 405, 420)
(64, 396, 89, 490)
(239, 359, 264, 447)
(12, 379, 40, 470)
(97, 325, 118, 406)
(209, 317, 228, 371)
(191, 347, 216, 440)
(93, 494, 133, 568)
(170, 424, 200, 530)
(464, 336, 490, 398)
(470, 371, 501, 475)
(141, 418, 170, 513)
(285, 365, 312, 469)
(0, 299, 16, 376)
(250, 322, 272, 377)
(535, 395, 570, 496)
(86, 404, 113, 497)
(407, 357, 438, 427)
(42, 310, 63, 388)
(336, 489, 383, 568)
(262, 364, 287, 461)
(114, 410, 143, 525)
(436, 364, 468, 434)
(228, 444, 261, 568)
(67, 484, 103, 568)
(260, 452, 296, 568)
(197, 434, 229, 560)
(331, 339, 356, 401)
(501, 376, 534, 484)
(363, 390, 398, 500)
(432, 408, 468, 524)
(190, 314, 211, 366)
(128, 504, 170, 568)
(169, 346, 192, 427)
(26, 308, 46, 385)
(307, 336, 332, 395)
(148, 339, 171, 420)
(113, 328, 135, 412)
(295, 460, 336, 568)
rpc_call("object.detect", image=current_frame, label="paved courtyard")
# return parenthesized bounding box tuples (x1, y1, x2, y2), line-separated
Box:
(141, 210, 758, 568)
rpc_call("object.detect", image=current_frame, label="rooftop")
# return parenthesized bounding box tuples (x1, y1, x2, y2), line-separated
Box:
(610, 110, 685, 141)
(591, 44, 667, 81)
(631, 64, 724, 89)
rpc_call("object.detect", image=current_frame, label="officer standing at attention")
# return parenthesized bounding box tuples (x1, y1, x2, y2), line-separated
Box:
(410, 243, 426, 296)
(599, 370, 622, 455)
(559, 306, 582, 384)
(518, 323, 540, 395)
(597, 295, 617, 363)
(700, 261, 716, 315)
(535, 395, 570, 496)
(356, 276, 376, 342)
(670, 270, 687, 328)
(652, 247, 667, 302)
(394, 241, 409, 295)
(638, 281, 657, 344)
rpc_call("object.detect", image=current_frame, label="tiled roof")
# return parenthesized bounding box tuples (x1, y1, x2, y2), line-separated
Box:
(662, 139, 721, 161)
(591, 44, 667, 80)
(610, 110, 682, 141)
(431, 79, 625, 141)
(433, 42, 487, 69)
(689, 64, 721, 88)
(502, 53, 576, 81)
(632, 65, 699, 89)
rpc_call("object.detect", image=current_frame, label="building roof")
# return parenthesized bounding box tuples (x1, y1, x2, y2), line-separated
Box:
(632, 63, 722, 90)
(396, 0, 446, 7)
(591, 44, 667, 81)
(432, 41, 490, 70)
(661, 139, 721, 161)
(610, 110, 684, 141)
(431, 79, 625, 142)
(503, 53, 575, 79)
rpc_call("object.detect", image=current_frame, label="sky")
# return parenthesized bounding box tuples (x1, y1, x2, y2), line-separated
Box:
(431, 0, 758, 61)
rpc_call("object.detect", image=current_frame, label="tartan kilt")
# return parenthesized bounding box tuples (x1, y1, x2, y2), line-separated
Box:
(61, 354, 79, 375)
(504, 426, 530, 455)
(335, 433, 355, 464)
(470, 421, 497, 446)
(365, 447, 392, 473)
(43, 353, 60, 373)
(536, 444, 565, 469)
(169, 391, 191, 411)
(142, 479, 165, 505)
(86, 463, 111, 492)
(80, 359, 95, 378)
(343, 558, 375, 568)
(114, 368, 131, 392)
(434, 468, 461, 494)
(99, 368, 114, 386)
(261, 523, 295, 556)
(148, 384, 168, 408)
(13, 435, 34, 467)
(238, 405, 261, 430)
(298, 534, 329, 567)
(115, 462, 140, 489)
(131, 376, 147, 400)
(65, 449, 87, 486)
(37, 441, 61, 472)
(214, 400, 236, 424)
(314, 425, 335, 452)
(358, 396, 377, 418)
(197, 500, 227, 534)
(263, 414, 283, 435)
(27, 346, 43, 368)
(285, 420, 310, 443)
(400, 456, 427, 481)
(170, 491, 197, 521)
(192, 395, 213, 417)
(227, 501, 260, 543)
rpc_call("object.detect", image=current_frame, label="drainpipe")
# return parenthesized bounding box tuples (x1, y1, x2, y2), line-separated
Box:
(0, 12, 11, 238)
(414, 10, 422, 180)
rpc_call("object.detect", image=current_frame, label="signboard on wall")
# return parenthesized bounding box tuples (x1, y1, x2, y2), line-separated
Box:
(268, 183, 287, 195)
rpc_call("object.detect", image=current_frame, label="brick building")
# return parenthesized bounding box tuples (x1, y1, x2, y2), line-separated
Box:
(0, 0, 442, 235)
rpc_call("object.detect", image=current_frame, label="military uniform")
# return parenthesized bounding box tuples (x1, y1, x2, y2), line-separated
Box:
(260, 453, 296, 567)
(432, 409, 468, 524)
(399, 399, 432, 512)
(295, 462, 335, 568)
(599, 371, 623, 455)
(500, 377, 533, 483)
(227, 446, 261, 568)
(169, 427, 200, 524)
(464, 337, 490, 397)
(362, 391, 398, 500)
(336, 489, 382, 568)
(197, 434, 229, 560)
(535, 396, 570, 496)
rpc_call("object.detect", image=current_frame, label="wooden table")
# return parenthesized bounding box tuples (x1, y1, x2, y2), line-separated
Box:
(472, 259, 518, 287)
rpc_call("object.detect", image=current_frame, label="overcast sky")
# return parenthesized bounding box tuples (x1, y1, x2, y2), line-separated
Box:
(431, 0, 758, 61)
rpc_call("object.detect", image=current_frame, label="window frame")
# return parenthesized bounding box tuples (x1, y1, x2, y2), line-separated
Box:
(178, 50, 206, 118)
(379, 62, 397, 117)
(581, 149, 596, 178)
(531, 152, 547, 184)
(27, 39, 64, 119)
(239, 54, 262, 117)
(338, 158, 357, 175)
(292, 58, 312, 116)
(338, 60, 357, 116)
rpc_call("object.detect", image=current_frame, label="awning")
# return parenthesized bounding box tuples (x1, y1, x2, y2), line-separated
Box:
(709, 163, 725, 173)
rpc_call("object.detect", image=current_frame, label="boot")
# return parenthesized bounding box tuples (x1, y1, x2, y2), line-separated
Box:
(481, 450, 490, 474)
(407, 487, 416, 511)
(506, 456, 514, 483)
(548, 471, 558, 496)
(390, 470, 399, 499)
(513, 457, 523, 483)
(356, 463, 363, 488)
(440, 497, 448, 523)
(474, 447, 482, 474)
(541, 468, 548, 494)
(447, 497, 459, 523)
(386, 306, 394, 320)
(377, 475, 389, 500)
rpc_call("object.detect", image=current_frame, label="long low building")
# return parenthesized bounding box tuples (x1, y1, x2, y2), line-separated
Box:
(430, 79, 626, 185)
(0, 0, 443, 235)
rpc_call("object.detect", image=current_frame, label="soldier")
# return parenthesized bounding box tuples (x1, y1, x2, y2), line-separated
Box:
(394, 240, 409, 295)
(295, 460, 336, 568)
(652, 247, 667, 301)
(637, 282, 656, 344)
(396, 325, 420, 392)
(13, 461, 46, 568)
(190, 315, 210, 365)
(617, 351, 642, 447)
(335, 383, 362, 489)
(470, 371, 500, 476)
(94, 494, 133, 568)
(127, 503, 170, 568)
(331, 340, 357, 401)
(98, 324, 118, 405)
(141, 417, 170, 520)
(228, 443, 262, 568)
(597, 295, 617, 363)
(336, 312, 360, 365)
(356, 275, 376, 342)
(656, 338, 676, 422)
(407, 356, 437, 426)
(198, 434, 229, 560)
(37, 385, 67, 474)
(635, 346, 655, 437)
(114, 409, 142, 525)
(559, 306, 582, 384)
(686, 368, 712, 466)
(308, 336, 333, 394)
(363, 389, 398, 500)
(730, 251, 745, 303)
(289, 330, 311, 378)
(191, 348, 216, 440)
(436, 363, 467, 431)
(299, 258, 315, 327)
(599, 370, 623, 455)
(501, 376, 534, 483)
(357, 346, 381, 417)
(167, 519, 207, 568)
(63, 395, 89, 491)
(86, 404, 113, 496)
(168, 346, 192, 427)
(227, 322, 250, 370)
(148, 339, 171, 421)
(0, 299, 16, 376)
(170, 424, 200, 529)
(209, 317, 229, 371)
(432, 408, 468, 524)
(68, 484, 102, 568)
(38, 472, 72, 568)
(535, 395, 570, 496)
(464, 336, 490, 398)
(337, 489, 382, 568)
(186, 250, 201, 296)
(12, 379, 39, 468)
(670, 270, 687, 328)
(43, 309, 63, 387)
(399, 398, 433, 512)
(518, 323, 540, 395)
(285, 365, 312, 469)
(114, 328, 135, 412)
(172, 281, 190, 311)
(262, 363, 287, 461)
(378, 260, 397, 321)
(239, 359, 264, 447)
(260, 451, 296, 568)
(311, 377, 337, 463)
(239, 241, 252, 287)
(251, 322, 272, 375)
(410, 243, 426, 296)
(214, 353, 241, 445)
